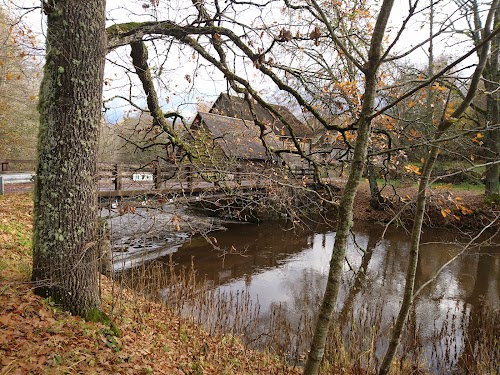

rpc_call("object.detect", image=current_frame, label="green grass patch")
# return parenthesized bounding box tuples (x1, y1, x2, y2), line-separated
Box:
(432, 182, 484, 192)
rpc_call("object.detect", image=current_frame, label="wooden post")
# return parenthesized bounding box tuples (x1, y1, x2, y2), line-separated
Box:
(113, 163, 122, 191)
(236, 166, 242, 184)
(186, 164, 192, 189)
(0, 176, 4, 195)
(154, 164, 161, 189)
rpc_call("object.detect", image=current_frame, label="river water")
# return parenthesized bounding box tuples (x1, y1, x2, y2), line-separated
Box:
(120, 217, 499, 372)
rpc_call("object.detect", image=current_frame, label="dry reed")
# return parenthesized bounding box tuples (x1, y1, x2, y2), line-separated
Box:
(112, 257, 499, 374)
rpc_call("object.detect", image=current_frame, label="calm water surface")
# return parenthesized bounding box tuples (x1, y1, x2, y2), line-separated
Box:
(159, 220, 500, 370)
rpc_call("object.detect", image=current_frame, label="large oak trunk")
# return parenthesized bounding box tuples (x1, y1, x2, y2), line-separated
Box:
(32, 0, 106, 318)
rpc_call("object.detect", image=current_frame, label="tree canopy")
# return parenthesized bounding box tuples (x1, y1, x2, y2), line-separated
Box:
(4, 0, 498, 373)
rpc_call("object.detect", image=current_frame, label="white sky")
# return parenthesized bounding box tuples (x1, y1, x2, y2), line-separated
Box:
(5, 0, 483, 124)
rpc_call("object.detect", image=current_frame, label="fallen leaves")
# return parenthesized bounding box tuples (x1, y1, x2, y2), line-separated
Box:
(0, 194, 301, 374)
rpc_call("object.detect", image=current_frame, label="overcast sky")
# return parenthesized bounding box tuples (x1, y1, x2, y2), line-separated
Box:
(5, 0, 481, 124)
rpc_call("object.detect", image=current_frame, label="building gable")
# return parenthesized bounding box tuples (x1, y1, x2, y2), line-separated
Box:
(210, 93, 312, 140)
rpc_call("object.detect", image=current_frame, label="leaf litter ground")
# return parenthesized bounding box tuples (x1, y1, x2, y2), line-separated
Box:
(0, 194, 301, 375)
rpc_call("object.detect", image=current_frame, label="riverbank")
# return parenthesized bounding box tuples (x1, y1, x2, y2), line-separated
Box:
(0, 194, 302, 374)
(1, 189, 495, 374)
(351, 182, 496, 231)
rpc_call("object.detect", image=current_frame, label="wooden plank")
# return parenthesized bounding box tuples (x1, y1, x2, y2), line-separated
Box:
(4, 159, 34, 163)
(98, 185, 214, 198)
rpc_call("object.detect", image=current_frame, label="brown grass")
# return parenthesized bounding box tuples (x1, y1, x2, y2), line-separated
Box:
(1, 193, 497, 374)
(0, 194, 301, 374)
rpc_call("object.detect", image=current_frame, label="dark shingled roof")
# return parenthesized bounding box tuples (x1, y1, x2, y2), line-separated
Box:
(193, 112, 282, 161)
(210, 93, 313, 139)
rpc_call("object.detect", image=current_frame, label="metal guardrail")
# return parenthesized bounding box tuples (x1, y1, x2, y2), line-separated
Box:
(0, 173, 36, 195)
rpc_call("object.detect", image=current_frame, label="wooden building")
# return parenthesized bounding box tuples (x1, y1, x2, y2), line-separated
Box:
(189, 112, 285, 175)
(209, 93, 313, 153)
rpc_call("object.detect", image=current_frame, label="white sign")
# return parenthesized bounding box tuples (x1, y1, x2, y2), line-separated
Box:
(132, 173, 154, 182)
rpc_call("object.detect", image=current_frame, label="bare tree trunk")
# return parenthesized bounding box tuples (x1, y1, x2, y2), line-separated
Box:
(378, 143, 439, 375)
(304, 1, 395, 373)
(484, 9, 499, 195)
(367, 159, 383, 209)
(425, 0, 435, 155)
(31, 0, 107, 319)
(378, 4, 498, 372)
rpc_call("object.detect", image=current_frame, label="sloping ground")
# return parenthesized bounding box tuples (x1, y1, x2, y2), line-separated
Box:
(351, 182, 497, 231)
(0, 194, 301, 375)
(1, 189, 494, 374)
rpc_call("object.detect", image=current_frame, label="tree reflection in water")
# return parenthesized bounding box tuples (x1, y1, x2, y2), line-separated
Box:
(119, 221, 500, 372)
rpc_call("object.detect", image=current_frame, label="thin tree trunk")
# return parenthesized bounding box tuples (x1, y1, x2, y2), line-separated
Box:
(378, 4, 497, 372)
(31, 0, 107, 319)
(378, 143, 439, 375)
(367, 160, 383, 209)
(424, 0, 435, 156)
(484, 102, 500, 195)
(304, 1, 394, 373)
(484, 9, 499, 195)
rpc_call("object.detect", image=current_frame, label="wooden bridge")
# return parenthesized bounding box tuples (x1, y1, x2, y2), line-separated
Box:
(0, 159, 322, 198)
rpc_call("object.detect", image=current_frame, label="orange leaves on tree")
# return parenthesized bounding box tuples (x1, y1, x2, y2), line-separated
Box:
(309, 26, 321, 46)
(472, 132, 484, 145)
(378, 115, 397, 131)
(279, 28, 292, 41)
(404, 164, 421, 175)
(432, 82, 447, 92)
(333, 80, 360, 102)
(443, 102, 458, 121)
(407, 128, 421, 141)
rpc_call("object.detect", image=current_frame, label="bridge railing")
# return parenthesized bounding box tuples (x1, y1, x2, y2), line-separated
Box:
(0, 159, 317, 195)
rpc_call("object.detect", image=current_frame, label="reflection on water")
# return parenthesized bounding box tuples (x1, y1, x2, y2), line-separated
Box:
(158, 221, 500, 371)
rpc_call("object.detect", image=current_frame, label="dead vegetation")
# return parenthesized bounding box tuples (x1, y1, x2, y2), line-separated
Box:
(1, 193, 498, 374)
(0, 194, 301, 374)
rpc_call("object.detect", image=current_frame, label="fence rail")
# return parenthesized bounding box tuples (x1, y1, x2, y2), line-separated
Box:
(1, 159, 35, 172)
(0, 173, 36, 194)
(0, 159, 317, 196)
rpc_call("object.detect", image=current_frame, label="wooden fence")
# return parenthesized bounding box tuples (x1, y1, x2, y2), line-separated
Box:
(0, 159, 316, 196)
(1, 159, 35, 172)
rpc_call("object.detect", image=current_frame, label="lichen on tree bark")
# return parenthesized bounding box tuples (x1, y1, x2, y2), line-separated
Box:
(32, 0, 107, 319)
